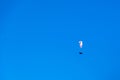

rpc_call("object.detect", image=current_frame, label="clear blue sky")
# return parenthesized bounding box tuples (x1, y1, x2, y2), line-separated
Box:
(1, 0, 120, 80)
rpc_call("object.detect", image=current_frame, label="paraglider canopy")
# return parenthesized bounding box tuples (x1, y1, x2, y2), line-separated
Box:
(79, 41, 83, 48)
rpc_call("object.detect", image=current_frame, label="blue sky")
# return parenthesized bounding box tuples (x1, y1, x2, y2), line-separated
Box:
(1, 0, 120, 80)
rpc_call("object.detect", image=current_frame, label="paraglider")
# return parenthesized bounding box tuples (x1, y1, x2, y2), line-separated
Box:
(79, 41, 83, 54)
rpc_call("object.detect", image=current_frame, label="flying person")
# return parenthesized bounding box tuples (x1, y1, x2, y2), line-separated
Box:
(79, 41, 83, 54)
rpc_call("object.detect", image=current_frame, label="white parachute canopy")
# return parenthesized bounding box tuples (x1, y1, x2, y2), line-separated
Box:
(79, 41, 83, 48)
